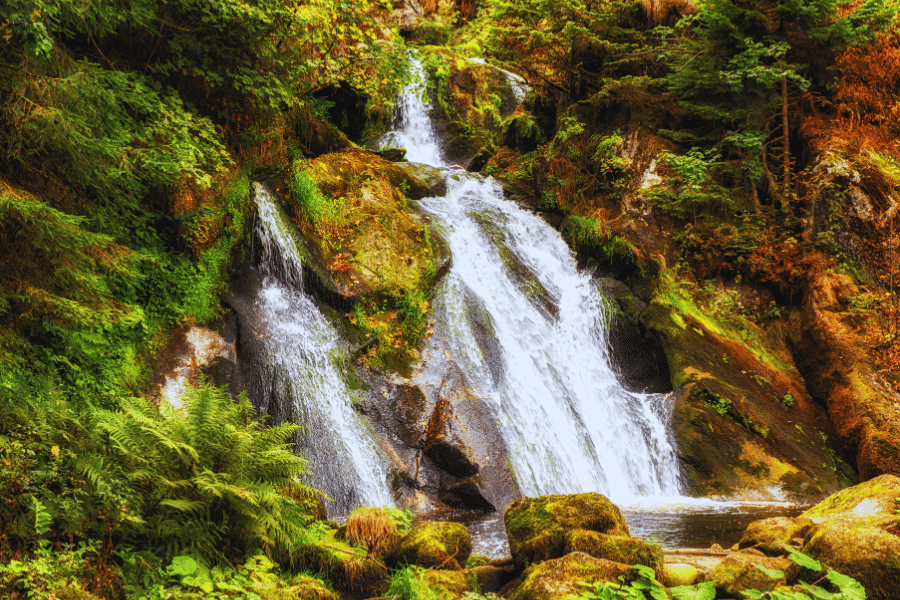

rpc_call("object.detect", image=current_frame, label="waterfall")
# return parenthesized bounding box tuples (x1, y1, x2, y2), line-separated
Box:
(420, 177, 681, 503)
(378, 56, 445, 166)
(243, 184, 394, 514)
(383, 60, 682, 504)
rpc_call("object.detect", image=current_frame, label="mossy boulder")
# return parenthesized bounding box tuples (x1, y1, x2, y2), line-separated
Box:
(419, 569, 473, 599)
(662, 563, 699, 587)
(709, 554, 791, 598)
(800, 474, 900, 525)
(393, 161, 447, 199)
(396, 521, 473, 570)
(504, 493, 629, 570)
(563, 531, 663, 578)
(292, 530, 389, 597)
(252, 574, 339, 600)
(737, 516, 814, 555)
(507, 552, 639, 600)
(792, 524, 900, 600)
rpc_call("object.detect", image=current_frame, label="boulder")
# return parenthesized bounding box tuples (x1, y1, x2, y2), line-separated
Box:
(392, 161, 447, 199)
(507, 552, 639, 600)
(473, 564, 518, 593)
(563, 531, 663, 578)
(291, 530, 388, 598)
(708, 553, 791, 598)
(662, 563, 699, 587)
(504, 493, 629, 570)
(737, 516, 814, 556)
(396, 521, 472, 570)
(252, 574, 339, 600)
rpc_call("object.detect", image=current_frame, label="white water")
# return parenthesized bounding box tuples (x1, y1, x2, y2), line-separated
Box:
(248, 184, 394, 513)
(382, 61, 682, 504)
(421, 177, 682, 503)
(378, 57, 445, 166)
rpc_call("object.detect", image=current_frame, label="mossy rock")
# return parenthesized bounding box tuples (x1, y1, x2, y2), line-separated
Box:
(793, 522, 900, 600)
(397, 521, 473, 570)
(420, 569, 473, 599)
(49, 587, 103, 600)
(393, 161, 447, 199)
(563, 531, 663, 578)
(507, 552, 639, 600)
(709, 554, 790, 598)
(737, 516, 814, 555)
(504, 493, 629, 570)
(662, 563, 699, 587)
(252, 574, 339, 600)
(800, 474, 900, 525)
(293, 530, 389, 597)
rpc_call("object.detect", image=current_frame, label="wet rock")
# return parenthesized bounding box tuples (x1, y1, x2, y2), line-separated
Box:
(372, 147, 407, 162)
(466, 147, 492, 172)
(504, 493, 630, 570)
(473, 564, 518, 593)
(392, 161, 447, 199)
(563, 531, 664, 578)
(796, 271, 900, 481)
(507, 552, 639, 600)
(596, 279, 670, 394)
(440, 475, 496, 512)
(396, 521, 472, 570)
(738, 516, 813, 555)
(501, 113, 544, 153)
(709, 553, 791, 597)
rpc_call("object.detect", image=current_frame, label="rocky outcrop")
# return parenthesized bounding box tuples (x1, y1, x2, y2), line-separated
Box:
(735, 475, 900, 600)
(796, 270, 900, 481)
(504, 493, 631, 570)
(605, 277, 849, 502)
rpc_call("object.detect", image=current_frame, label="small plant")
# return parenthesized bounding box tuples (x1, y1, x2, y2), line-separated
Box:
(698, 388, 731, 416)
(780, 392, 795, 408)
(575, 564, 667, 599)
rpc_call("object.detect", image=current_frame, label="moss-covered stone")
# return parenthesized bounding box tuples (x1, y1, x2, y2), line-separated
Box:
(393, 161, 447, 199)
(563, 531, 663, 578)
(420, 569, 473, 599)
(292, 530, 389, 597)
(507, 552, 638, 600)
(793, 524, 900, 600)
(504, 493, 629, 570)
(800, 474, 900, 524)
(252, 574, 339, 600)
(708, 554, 790, 598)
(662, 563, 699, 587)
(738, 516, 814, 555)
(397, 521, 473, 570)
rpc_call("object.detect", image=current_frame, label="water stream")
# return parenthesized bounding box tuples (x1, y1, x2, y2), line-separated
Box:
(242, 184, 394, 513)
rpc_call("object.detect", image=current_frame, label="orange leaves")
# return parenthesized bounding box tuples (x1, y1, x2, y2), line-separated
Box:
(835, 25, 900, 133)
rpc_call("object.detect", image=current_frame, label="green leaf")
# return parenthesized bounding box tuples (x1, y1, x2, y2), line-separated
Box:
(671, 582, 716, 600)
(169, 555, 199, 577)
(754, 563, 785, 579)
(826, 569, 866, 600)
(784, 546, 822, 572)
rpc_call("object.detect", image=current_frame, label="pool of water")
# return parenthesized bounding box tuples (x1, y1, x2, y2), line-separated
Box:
(434, 501, 807, 560)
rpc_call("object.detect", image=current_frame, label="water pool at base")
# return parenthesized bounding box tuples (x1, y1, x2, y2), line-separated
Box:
(436, 502, 807, 560)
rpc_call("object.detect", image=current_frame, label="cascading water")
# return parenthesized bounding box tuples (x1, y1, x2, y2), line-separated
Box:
(381, 57, 682, 504)
(242, 184, 394, 513)
(378, 57, 445, 166)
(420, 177, 682, 503)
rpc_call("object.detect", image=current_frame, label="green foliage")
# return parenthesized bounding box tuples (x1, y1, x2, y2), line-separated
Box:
(480, 0, 642, 101)
(562, 216, 637, 269)
(647, 149, 734, 221)
(780, 392, 795, 409)
(697, 388, 732, 416)
(0, 542, 100, 599)
(289, 169, 350, 240)
(384, 506, 415, 536)
(671, 582, 716, 600)
(385, 565, 441, 600)
(574, 564, 667, 600)
(740, 547, 866, 600)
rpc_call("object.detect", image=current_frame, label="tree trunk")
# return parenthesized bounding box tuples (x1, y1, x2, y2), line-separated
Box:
(782, 77, 791, 205)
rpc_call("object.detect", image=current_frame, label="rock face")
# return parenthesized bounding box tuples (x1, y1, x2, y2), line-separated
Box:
(795, 271, 900, 481)
(735, 475, 900, 600)
(507, 553, 639, 600)
(396, 521, 472, 570)
(504, 493, 630, 570)
(605, 277, 848, 502)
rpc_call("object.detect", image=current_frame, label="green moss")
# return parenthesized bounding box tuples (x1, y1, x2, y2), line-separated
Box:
(507, 552, 638, 600)
(709, 554, 790, 597)
(801, 475, 900, 522)
(504, 493, 629, 569)
(738, 517, 814, 555)
(563, 531, 664, 577)
(397, 522, 473, 571)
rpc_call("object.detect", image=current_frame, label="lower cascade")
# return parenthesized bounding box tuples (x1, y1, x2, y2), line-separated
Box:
(238, 183, 394, 514)
(419, 175, 682, 502)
